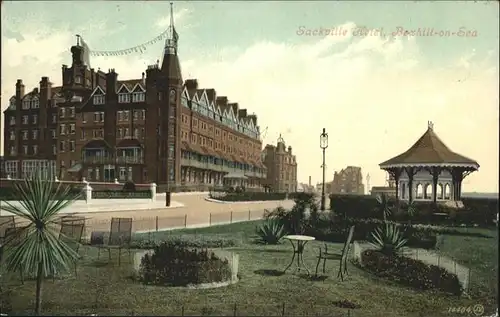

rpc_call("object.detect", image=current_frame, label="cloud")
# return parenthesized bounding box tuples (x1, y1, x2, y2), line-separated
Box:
(155, 8, 191, 29)
(1, 18, 498, 193)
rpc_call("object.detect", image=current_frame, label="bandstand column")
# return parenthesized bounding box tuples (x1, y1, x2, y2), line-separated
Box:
(430, 167, 441, 204)
(389, 168, 403, 201)
(405, 167, 418, 203)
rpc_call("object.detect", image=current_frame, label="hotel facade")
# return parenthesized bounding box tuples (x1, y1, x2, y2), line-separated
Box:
(2, 16, 266, 191)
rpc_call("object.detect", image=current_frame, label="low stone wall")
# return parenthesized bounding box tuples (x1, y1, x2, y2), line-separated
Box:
(352, 241, 470, 291)
(132, 249, 239, 289)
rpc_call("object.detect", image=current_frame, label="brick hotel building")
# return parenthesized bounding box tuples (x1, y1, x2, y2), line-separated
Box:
(2, 17, 267, 191)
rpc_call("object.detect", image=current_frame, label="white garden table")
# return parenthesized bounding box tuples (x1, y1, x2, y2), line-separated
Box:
(283, 235, 316, 275)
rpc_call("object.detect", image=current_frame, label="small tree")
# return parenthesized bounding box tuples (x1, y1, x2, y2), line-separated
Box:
(0, 172, 82, 315)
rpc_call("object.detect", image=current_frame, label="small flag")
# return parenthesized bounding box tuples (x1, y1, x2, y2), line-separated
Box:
(80, 37, 92, 68)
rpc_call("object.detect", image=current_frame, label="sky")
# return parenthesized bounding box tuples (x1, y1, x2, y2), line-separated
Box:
(1, 1, 499, 193)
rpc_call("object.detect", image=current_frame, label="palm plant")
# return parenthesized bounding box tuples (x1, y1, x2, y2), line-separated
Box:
(0, 172, 83, 315)
(368, 222, 408, 256)
(406, 200, 417, 225)
(376, 194, 392, 221)
(255, 219, 286, 244)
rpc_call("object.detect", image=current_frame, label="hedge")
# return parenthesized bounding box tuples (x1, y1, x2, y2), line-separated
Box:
(360, 249, 463, 295)
(305, 217, 438, 249)
(0, 186, 85, 201)
(209, 191, 302, 202)
(92, 189, 152, 199)
(329, 194, 498, 226)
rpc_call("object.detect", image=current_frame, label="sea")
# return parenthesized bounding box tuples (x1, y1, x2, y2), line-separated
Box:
(462, 192, 499, 199)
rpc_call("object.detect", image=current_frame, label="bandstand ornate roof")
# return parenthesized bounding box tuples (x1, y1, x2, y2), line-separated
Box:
(379, 122, 479, 170)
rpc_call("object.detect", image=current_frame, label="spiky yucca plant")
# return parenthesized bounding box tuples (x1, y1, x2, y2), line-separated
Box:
(376, 194, 392, 221)
(256, 219, 286, 244)
(368, 223, 408, 256)
(0, 172, 82, 315)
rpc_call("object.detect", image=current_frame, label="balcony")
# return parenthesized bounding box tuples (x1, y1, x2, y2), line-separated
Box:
(82, 156, 114, 164)
(116, 156, 144, 164)
(244, 170, 267, 179)
(181, 158, 219, 171)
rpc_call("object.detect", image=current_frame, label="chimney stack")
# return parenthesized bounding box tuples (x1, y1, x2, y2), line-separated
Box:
(238, 109, 248, 119)
(15, 79, 25, 101)
(185, 79, 198, 90)
(288, 146, 292, 154)
(40, 76, 52, 100)
(106, 69, 118, 95)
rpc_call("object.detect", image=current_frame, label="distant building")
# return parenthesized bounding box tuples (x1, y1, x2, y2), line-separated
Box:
(316, 181, 333, 193)
(0, 155, 4, 178)
(262, 134, 297, 192)
(298, 182, 315, 193)
(331, 166, 364, 195)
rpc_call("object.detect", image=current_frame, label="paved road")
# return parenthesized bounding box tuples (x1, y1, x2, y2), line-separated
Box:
(73, 194, 296, 238)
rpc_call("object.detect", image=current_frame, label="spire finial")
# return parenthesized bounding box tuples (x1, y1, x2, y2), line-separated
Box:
(76, 34, 81, 46)
(428, 121, 434, 130)
(170, 2, 174, 29)
(163, 2, 179, 56)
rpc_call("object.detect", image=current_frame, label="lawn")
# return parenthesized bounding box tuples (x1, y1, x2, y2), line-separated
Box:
(2, 221, 498, 316)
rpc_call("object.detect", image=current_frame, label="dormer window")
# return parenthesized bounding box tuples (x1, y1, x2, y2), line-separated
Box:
(118, 93, 131, 103)
(94, 95, 105, 105)
(181, 97, 189, 108)
(75, 76, 82, 84)
(32, 97, 40, 109)
(132, 92, 145, 103)
(8, 97, 16, 110)
(22, 98, 31, 110)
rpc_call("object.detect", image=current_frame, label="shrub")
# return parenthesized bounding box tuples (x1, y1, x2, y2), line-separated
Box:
(265, 193, 318, 235)
(215, 192, 288, 202)
(329, 194, 498, 227)
(0, 185, 84, 201)
(360, 249, 463, 295)
(123, 181, 136, 192)
(131, 235, 239, 249)
(313, 217, 437, 249)
(235, 186, 244, 193)
(139, 241, 231, 287)
(368, 223, 408, 256)
(255, 219, 286, 244)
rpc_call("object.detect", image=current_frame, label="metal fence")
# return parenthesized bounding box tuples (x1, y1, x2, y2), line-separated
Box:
(78, 209, 268, 240)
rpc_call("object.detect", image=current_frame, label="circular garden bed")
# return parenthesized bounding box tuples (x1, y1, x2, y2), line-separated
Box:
(135, 241, 238, 288)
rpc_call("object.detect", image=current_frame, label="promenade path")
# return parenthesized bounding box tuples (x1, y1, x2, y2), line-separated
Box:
(73, 193, 295, 238)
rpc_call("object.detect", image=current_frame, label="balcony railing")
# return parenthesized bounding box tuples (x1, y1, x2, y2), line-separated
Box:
(116, 156, 144, 164)
(82, 156, 144, 164)
(82, 156, 114, 164)
(180, 158, 266, 178)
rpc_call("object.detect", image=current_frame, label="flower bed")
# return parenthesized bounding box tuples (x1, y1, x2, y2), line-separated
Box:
(138, 241, 232, 287)
(360, 249, 463, 295)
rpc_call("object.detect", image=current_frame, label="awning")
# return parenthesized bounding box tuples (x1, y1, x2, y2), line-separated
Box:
(67, 163, 82, 173)
(229, 154, 238, 163)
(223, 172, 248, 179)
(201, 146, 217, 157)
(190, 143, 204, 155)
(216, 150, 230, 161)
(116, 139, 142, 148)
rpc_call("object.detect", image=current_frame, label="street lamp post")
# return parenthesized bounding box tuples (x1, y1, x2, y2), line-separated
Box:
(320, 128, 329, 211)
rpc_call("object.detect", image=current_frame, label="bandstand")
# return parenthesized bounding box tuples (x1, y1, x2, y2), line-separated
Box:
(379, 122, 479, 204)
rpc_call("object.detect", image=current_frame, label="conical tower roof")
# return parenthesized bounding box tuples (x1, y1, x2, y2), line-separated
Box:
(379, 122, 479, 169)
